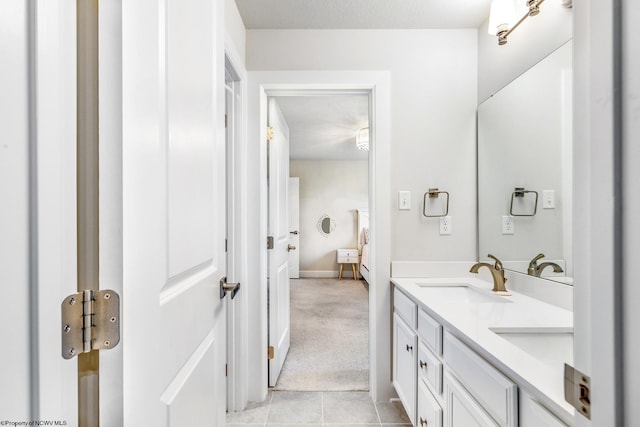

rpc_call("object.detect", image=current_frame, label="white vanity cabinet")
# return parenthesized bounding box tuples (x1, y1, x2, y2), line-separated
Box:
(393, 285, 518, 427)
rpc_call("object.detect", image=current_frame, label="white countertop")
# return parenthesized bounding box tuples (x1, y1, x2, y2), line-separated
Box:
(391, 276, 575, 423)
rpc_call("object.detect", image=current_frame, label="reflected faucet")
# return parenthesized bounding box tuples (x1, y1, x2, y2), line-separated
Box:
(469, 254, 511, 295)
(527, 253, 564, 277)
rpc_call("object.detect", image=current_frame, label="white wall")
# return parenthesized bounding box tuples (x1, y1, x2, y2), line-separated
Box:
(290, 160, 368, 275)
(247, 30, 478, 263)
(477, 0, 573, 102)
(225, 0, 246, 66)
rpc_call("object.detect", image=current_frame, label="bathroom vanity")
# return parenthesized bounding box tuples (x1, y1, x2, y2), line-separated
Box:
(391, 276, 574, 427)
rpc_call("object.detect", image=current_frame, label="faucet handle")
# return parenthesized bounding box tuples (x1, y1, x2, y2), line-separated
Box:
(529, 253, 545, 268)
(487, 254, 503, 271)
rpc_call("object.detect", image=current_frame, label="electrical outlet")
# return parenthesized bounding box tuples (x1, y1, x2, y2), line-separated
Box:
(440, 216, 452, 235)
(502, 215, 515, 234)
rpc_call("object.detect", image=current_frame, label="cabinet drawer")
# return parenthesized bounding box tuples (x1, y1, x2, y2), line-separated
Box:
(394, 288, 417, 328)
(418, 309, 442, 355)
(337, 248, 358, 258)
(337, 256, 359, 263)
(444, 333, 517, 427)
(418, 380, 443, 427)
(418, 340, 443, 395)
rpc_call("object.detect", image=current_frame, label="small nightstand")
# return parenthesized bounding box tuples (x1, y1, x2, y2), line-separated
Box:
(337, 248, 359, 280)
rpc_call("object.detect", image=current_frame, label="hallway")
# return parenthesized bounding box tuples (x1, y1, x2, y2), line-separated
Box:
(226, 391, 410, 426)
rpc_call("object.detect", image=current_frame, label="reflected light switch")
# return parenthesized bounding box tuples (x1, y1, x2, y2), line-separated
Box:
(543, 190, 555, 209)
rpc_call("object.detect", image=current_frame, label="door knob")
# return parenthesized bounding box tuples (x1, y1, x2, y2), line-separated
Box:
(288, 244, 296, 252)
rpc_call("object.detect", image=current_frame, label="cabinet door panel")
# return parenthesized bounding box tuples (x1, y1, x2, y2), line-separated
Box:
(444, 371, 499, 427)
(393, 313, 417, 425)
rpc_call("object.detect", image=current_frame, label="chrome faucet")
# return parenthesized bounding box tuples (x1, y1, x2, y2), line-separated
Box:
(470, 254, 511, 295)
(527, 253, 564, 277)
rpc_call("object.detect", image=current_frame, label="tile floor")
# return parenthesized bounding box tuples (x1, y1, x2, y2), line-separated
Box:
(227, 391, 411, 426)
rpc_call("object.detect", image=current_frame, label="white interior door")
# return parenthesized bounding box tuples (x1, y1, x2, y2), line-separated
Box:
(102, 0, 227, 424)
(289, 177, 300, 279)
(268, 98, 291, 387)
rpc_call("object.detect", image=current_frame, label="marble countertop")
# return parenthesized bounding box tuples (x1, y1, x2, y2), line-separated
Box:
(391, 276, 574, 423)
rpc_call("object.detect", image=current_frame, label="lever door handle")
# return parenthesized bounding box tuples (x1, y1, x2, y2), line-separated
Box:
(220, 277, 241, 300)
(288, 244, 296, 252)
(289, 230, 299, 235)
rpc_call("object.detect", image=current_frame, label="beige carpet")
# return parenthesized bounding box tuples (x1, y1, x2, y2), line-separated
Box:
(273, 278, 369, 391)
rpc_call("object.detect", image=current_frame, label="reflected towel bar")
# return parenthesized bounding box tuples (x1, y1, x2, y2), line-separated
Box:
(510, 188, 538, 216)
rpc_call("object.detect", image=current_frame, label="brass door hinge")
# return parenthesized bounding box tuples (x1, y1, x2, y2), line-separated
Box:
(266, 126, 274, 141)
(267, 236, 274, 249)
(61, 289, 120, 359)
(268, 346, 275, 360)
(564, 363, 591, 419)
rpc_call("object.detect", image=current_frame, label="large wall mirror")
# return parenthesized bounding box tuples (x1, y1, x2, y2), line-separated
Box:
(478, 41, 573, 284)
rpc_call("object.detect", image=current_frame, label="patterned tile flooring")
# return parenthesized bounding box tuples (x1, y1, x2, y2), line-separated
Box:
(226, 391, 411, 426)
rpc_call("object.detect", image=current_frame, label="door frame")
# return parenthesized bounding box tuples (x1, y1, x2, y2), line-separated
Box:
(224, 42, 248, 412)
(244, 71, 392, 402)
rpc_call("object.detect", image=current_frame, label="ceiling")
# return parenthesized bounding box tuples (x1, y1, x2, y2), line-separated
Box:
(274, 95, 369, 161)
(246, 1, 494, 161)
(235, 0, 493, 30)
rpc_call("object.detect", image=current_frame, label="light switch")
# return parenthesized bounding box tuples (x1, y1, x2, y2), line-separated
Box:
(398, 191, 411, 210)
(543, 190, 555, 209)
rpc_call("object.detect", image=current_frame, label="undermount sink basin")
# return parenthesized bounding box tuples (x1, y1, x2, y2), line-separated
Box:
(491, 327, 574, 366)
(415, 283, 511, 304)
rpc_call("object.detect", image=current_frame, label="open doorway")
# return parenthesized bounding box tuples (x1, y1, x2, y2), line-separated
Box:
(268, 94, 371, 391)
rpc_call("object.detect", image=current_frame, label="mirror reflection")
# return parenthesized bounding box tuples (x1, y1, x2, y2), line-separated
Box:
(478, 41, 573, 284)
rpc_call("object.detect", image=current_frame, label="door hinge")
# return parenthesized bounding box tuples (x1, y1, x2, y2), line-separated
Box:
(267, 236, 274, 249)
(225, 238, 228, 253)
(564, 363, 591, 419)
(266, 125, 274, 141)
(225, 114, 228, 129)
(61, 289, 120, 359)
(268, 346, 275, 360)
(226, 363, 228, 377)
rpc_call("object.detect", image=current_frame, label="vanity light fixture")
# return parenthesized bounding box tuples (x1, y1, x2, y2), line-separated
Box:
(355, 127, 369, 151)
(488, 0, 547, 46)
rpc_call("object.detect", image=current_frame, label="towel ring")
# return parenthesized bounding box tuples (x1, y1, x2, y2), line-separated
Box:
(423, 188, 449, 218)
(509, 187, 538, 216)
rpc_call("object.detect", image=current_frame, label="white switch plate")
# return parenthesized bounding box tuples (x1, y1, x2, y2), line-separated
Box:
(502, 215, 514, 234)
(440, 216, 452, 235)
(543, 190, 555, 209)
(398, 191, 411, 210)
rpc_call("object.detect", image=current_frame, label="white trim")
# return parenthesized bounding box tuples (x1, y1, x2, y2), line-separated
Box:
(299, 270, 340, 278)
(246, 70, 392, 402)
(224, 40, 249, 413)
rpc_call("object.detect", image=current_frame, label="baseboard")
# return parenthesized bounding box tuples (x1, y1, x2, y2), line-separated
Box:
(300, 270, 339, 278)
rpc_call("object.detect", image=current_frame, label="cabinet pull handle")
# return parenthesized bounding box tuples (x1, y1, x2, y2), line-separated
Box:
(419, 360, 427, 369)
(419, 416, 428, 426)
(406, 344, 413, 352)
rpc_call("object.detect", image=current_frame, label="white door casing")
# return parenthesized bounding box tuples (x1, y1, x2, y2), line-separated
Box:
(0, 1, 77, 422)
(99, 0, 228, 425)
(267, 98, 291, 387)
(289, 177, 300, 279)
(245, 73, 391, 403)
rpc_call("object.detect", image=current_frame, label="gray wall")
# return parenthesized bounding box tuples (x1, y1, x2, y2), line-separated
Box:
(248, 29, 478, 263)
(290, 160, 368, 275)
